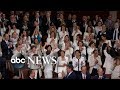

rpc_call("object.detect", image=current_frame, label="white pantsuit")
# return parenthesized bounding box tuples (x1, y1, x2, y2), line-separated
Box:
(55, 56, 68, 79)
(103, 50, 114, 74)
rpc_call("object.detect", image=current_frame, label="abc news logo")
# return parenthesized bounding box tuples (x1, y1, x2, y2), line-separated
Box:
(11, 53, 57, 64)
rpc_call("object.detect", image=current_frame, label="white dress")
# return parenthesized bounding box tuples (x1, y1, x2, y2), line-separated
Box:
(55, 56, 68, 78)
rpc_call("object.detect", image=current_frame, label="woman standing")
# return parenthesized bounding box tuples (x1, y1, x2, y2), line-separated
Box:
(55, 50, 68, 79)
(103, 46, 115, 79)
(88, 49, 102, 76)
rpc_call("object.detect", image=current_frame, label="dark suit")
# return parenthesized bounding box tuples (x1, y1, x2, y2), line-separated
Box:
(63, 71, 77, 79)
(93, 75, 106, 79)
(42, 16, 54, 35)
(1, 40, 13, 60)
(26, 77, 35, 79)
(77, 72, 91, 79)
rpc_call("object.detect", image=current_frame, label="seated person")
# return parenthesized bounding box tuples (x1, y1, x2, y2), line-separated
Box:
(77, 66, 91, 79)
(63, 64, 77, 79)
(26, 69, 36, 79)
(93, 68, 106, 79)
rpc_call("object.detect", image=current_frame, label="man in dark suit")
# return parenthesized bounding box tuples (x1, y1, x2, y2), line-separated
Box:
(1, 33, 13, 60)
(42, 11, 55, 35)
(27, 69, 35, 79)
(77, 66, 91, 79)
(111, 22, 120, 47)
(93, 68, 106, 79)
(63, 64, 77, 79)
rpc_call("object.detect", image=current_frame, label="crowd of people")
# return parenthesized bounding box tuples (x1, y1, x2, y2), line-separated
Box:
(0, 11, 120, 79)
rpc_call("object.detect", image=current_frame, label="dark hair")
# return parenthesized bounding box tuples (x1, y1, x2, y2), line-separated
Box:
(28, 69, 34, 76)
(45, 45, 52, 50)
(93, 49, 98, 53)
(81, 66, 87, 70)
(101, 34, 106, 38)
(15, 43, 20, 48)
(67, 64, 74, 70)
(77, 41, 83, 46)
(75, 50, 81, 54)
(89, 41, 95, 46)
(60, 50, 65, 55)
(3, 32, 10, 37)
(31, 45, 36, 50)
(61, 24, 67, 31)
(107, 47, 116, 58)
(76, 34, 83, 41)
(86, 26, 93, 33)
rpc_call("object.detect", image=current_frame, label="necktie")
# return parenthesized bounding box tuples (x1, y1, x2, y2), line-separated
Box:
(114, 30, 116, 40)
(78, 59, 79, 71)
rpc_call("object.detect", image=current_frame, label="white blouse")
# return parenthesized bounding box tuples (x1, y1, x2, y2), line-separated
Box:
(94, 26, 102, 36)
(59, 31, 69, 44)
(62, 47, 73, 62)
(72, 56, 86, 71)
(72, 29, 82, 42)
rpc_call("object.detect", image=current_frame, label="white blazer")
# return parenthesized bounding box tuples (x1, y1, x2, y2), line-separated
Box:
(88, 54, 102, 74)
(59, 31, 69, 44)
(111, 65, 120, 79)
(55, 56, 69, 73)
(72, 56, 86, 71)
(103, 50, 114, 74)
(87, 47, 95, 58)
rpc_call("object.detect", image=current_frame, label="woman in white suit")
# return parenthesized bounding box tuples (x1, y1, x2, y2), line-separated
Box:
(88, 49, 102, 76)
(103, 46, 114, 79)
(72, 23, 82, 43)
(61, 41, 73, 62)
(43, 45, 59, 79)
(87, 41, 96, 59)
(47, 31, 58, 49)
(58, 24, 69, 45)
(74, 41, 86, 57)
(55, 50, 69, 79)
